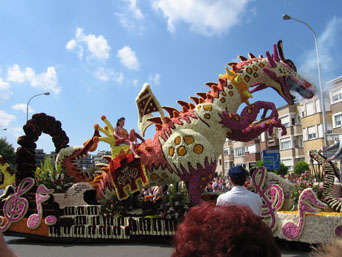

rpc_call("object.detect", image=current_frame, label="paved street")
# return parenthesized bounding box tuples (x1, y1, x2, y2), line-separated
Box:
(4, 235, 311, 257)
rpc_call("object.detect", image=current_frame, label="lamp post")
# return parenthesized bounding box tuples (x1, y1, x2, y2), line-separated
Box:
(282, 14, 328, 147)
(26, 92, 50, 121)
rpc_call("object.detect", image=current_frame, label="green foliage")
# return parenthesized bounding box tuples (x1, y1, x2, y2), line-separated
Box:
(0, 138, 15, 167)
(158, 184, 189, 222)
(294, 161, 310, 176)
(290, 171, 323, 210)
(35, 157, 74, 193)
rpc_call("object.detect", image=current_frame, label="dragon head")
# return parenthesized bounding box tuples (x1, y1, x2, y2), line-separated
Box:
(250, 40, 316, 105)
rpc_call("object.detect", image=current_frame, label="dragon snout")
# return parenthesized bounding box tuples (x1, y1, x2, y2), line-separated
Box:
(287, 76, 315, 101)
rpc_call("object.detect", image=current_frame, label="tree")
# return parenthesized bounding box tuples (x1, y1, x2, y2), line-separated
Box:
(0, 138, 15, 167)
(293, 161, 310, 176)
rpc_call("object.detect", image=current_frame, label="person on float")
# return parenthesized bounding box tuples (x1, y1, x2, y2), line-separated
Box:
(113, 117, 144, 157)
(216, 165, 262, 216)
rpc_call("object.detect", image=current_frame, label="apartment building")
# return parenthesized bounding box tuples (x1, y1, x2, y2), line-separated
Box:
(300, 92, 332, 162)
(329, 76, 342, 136)
(278, 103, 305, 171)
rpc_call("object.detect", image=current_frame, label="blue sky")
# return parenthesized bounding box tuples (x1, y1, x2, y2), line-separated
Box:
(0, 0, 341, 154)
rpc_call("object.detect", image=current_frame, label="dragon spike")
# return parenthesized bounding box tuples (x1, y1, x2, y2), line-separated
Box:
(199, 98, 205, 104)
(188, 103, 195, 109)
(227, 62, 238, 67)
(206, 93, 213, 101)
(155, 123, 163, 131)
(163, 117, 172, 123)
(190, 96, 200, 105)
(225, 67, 235, 76)
(177, 100, 190, 112)
(196, 92, 207, 99)
(205, 82, 218, 89)
(266, 51, 277, 68)
(147, 117, 163, 124)
(277, 40, 285, 60)
(173, 110, 180, 118)
(162, 106, 179, 118)
(248, 53, 256, 59)
(273, 44, 280, 62)
(238, 55, 248, 61)
(259, 54, 264, 58)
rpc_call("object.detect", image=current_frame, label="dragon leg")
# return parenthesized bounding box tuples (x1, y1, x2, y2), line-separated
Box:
(219, 101, 286, 142)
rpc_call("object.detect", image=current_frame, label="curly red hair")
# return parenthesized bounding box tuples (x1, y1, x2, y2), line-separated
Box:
(172, 201, 280, 257)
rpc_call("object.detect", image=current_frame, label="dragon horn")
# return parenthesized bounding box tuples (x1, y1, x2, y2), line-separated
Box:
(259, 54, 264, 58)
(248, 53, 256, 59)
(266, 51, 277, 68)
(273, 44, 280, 62)
(238, 55, 248, 61)
(277, 40, 285, 60)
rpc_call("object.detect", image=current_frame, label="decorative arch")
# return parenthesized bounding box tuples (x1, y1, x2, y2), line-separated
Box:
(15, 113, 69, 185)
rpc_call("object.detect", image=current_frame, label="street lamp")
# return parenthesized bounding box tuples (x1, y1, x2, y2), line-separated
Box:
(26, 92, 50, 121)
(282, 14, 328, 147)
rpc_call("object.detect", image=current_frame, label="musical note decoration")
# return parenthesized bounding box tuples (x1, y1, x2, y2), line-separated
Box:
(251, 166, 284, 231)
(0, 177, 35, 232)
(282, 188, 326, 240)
(0, 177, 57, 232)
(27, 184, 56, 229)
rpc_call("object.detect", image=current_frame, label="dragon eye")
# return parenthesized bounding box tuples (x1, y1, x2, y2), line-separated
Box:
(284, 59, 297, 72)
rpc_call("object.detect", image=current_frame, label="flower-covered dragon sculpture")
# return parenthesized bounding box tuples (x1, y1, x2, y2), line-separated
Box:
(12, 41, 315, 207)
(90, 40, 315, 205)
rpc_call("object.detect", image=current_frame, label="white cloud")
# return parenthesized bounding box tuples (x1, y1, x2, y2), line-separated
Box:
(0, 78, 11, 103)
(94, 67, 124, 84)
(0, 110, 15, 128)
(148, 73, 160, 86)
(116, 0, 145, 32)
(299, 17, 342, 85)
(132, 79, 138, 87)
(66, 28, 110, 60)
(12, 103, 33, 113)
(7, 65, 61, 94)
(117, 46, 140, 70)
(151, 0, 252, 36)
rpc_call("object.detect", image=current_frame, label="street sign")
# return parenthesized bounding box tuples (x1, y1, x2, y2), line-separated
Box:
(262, 150, 280, 170)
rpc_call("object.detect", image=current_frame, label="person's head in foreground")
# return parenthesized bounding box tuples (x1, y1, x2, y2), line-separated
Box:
(172, 201, 280, 257)
(228, 165, 247, 186)
(310, 239, 342, 257)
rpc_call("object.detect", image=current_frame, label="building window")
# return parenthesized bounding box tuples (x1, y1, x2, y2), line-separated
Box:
(308, 126, 317, 140)
(332, 89, 342, 104)
(224, 147, 229, 156)
(306, 102, 314, 116)
(333, 113, 342, 128)
(235, 147, 245, 157)
(280, 115, 290, 127)
(280, 139, 291, 150)
(301, 104, 305, 118)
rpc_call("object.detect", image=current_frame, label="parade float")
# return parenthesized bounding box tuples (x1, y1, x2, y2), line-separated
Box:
(1, 40, 341, 244)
